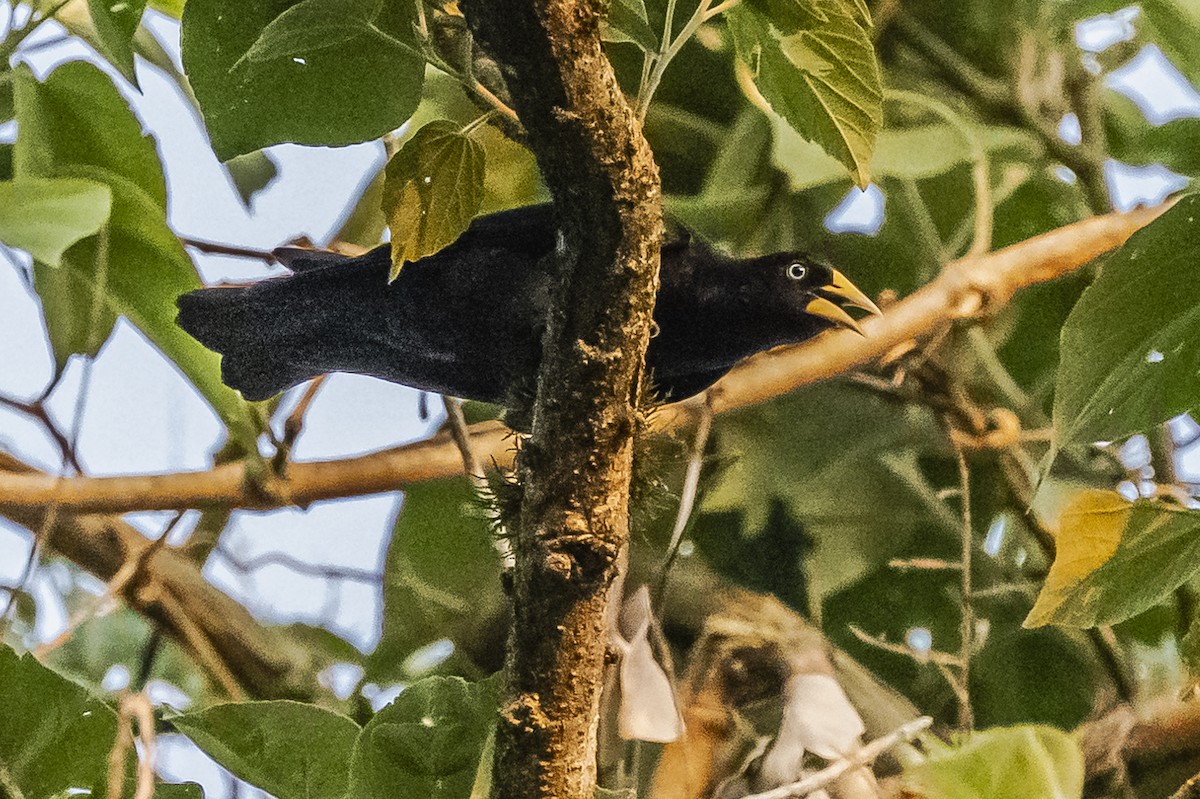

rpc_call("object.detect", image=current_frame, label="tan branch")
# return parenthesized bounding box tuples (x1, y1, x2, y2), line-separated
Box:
(0, 201, 1170, 515)
(0, 454, 325, 700)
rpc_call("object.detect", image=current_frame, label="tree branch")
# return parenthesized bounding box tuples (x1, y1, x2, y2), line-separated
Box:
(0, 452, 328, 700)
(0, 202, 1170, 516)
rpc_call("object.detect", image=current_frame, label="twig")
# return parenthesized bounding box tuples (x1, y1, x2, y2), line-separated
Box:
(442, 396, 485, 483)
(216, 547, 381, 584)
(181, 238, 279, 262)
(849, 624, 963, 668)
(280, 375, 327, 454)
(636, 0, 717, 120)
(889, 557, 962, 572)
(33, 513, 181, 658)
(952, 441, 974, 731)
(739, 717, 934, 799)
(0, 203, 1173, 514)
(154, 586, 246, 700)
(0, 393, 83, 473)
(107, 692, 157, 799)
(892, 15, 1010, 109)
(1170, 772, 1200, 799)
(656, 397, 714, 601)
(367, 22, 520, 128)
(886, 89, 992, 257)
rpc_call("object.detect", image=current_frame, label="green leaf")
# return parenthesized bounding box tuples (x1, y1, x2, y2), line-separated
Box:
(13, 64, 164, 204)
(348, 675, 499, 799)
(771, 118, 1038, 190)
(602, 0, 658, 52)
(13, 62, 261, 451)
(224, 150, 280, 205)
(181, 0, 424, 159)
(148, 0, 185, 16)
(382, 120, 486, 279)
(235, 0, 383, 68)
(366, 478, 505, 682)
(87, 0, 150, 85)
(0, 645, 120, 798)
(906, 725, 1083, 799)
(1053, 194, 1200, 447)
(1025, 490, 1200, 628)
(0, 177, 112, 266)
(1115, 116, 1200, 177)
(729, 0, 882, 187)
(695, 381, 948, 604)
(0, 74, 13, 124)
(173, 701, 360, 799)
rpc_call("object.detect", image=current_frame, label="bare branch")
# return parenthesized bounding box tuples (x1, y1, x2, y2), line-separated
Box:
(740, 717, 933, 799)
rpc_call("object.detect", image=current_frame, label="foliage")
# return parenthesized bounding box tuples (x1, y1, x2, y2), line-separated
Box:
(2, 0, 1200, 797)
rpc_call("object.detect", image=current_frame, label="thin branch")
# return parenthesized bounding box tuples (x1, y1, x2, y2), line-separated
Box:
(0, 393, 82, 473)
(886, 89, 992, 257)
(367, 22, 521, 129)
(442, 396, 485, 483)
(278, 375, 327, 461)
(655, 397, 714, 602)
(33, 513, 181, 658)
(849, 624, 963, 669)
(952, 441, 974, 731)
(216, 547, 381, 584)
(889, 557, 962, 572)
(740, 717, 934, 799)
(182, 238, 279, 262)
(0, 202, 1173, 514)
(636, 0, 716, 120)
(702, 0, 740, 20)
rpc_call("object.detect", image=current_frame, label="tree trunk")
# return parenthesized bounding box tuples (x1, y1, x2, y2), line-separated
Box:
(457, 1, 661, 797)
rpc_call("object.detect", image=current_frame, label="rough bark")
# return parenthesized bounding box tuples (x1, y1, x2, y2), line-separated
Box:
(456, 1, 661, 797)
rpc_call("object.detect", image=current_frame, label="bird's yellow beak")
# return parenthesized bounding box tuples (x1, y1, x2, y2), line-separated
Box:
(806, 269, 882, 336)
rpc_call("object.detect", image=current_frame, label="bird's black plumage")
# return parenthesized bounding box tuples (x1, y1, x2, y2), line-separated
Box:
(176, 204, 879, 407)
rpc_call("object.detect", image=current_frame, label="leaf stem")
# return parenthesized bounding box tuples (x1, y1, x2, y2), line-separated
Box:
(368, 23, 520, 128)
(703, 0, 740, 21)
(886, 88, 992, 257)
(460, 109, 497, 137)
(636, 0, 723, 121)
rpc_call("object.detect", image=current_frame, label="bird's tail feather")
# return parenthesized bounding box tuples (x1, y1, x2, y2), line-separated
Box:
(177, 283, 318, 402)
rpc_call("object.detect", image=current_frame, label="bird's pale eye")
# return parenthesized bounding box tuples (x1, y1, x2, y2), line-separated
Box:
(786, 263, 807, 281)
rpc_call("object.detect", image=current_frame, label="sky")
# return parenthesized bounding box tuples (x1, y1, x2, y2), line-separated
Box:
(1, 4, 1199, 797)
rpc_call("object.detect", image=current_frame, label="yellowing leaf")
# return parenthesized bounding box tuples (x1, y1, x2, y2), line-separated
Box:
(382, 120, 486, 280)
(1026, 489, 1200, 628)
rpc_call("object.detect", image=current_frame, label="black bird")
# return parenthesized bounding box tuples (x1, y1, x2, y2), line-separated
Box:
(177, 204, 880, 408)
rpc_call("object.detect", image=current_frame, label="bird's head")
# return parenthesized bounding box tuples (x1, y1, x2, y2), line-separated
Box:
(753, 253, 882, 336)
